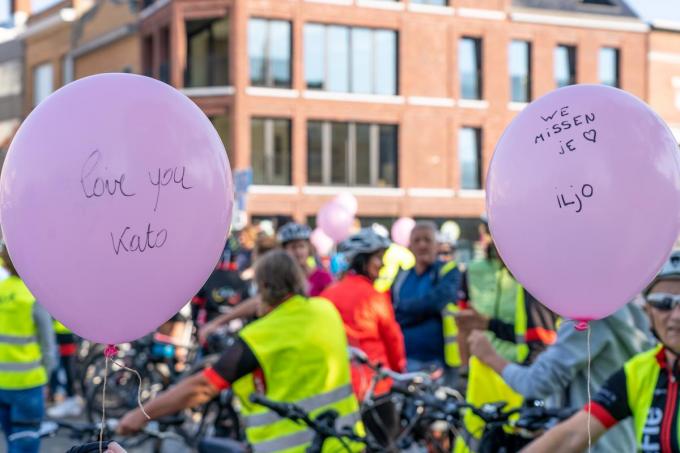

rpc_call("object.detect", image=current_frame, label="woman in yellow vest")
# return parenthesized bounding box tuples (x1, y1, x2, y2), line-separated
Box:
(524, 251, 680, 453)
(0, 246, 56, 453)
(118, 250, 363, 452)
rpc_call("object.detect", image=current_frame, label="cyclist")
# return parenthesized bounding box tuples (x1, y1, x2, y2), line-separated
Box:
(118, 251, 362, 452)
(321, 228, 405, 448)
(0, 245, 56, 453)
(524, 251, 680, 452)
(47, 319, 82, 418)
(392, 221, 462, 378)
(276, 222, 333, 296)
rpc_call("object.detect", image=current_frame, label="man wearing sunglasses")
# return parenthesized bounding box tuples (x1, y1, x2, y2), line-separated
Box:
(524, 250, 680, 452)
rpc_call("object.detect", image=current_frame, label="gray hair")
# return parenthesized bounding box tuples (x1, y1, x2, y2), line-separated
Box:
(410, 221, 438, 237)
(254, 250, 306, 306)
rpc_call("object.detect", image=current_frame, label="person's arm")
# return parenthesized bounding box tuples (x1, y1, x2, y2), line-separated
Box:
(483, 320, 605, 399)
(397, 267, 462, 320)
(375, 293, 406, 372)
(523, 410, 606, 453)
(33, 302, 57, 375)
(118, 337, 259, 435)
(198, 296, 260, 343)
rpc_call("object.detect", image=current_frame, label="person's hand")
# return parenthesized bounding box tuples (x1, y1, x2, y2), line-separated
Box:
(198, 322, 217, 345)
(468, 330, 497, 364)
(453, 308, 490, 332)
(106, 442, 127, 453)
(117, 409, 149, 436)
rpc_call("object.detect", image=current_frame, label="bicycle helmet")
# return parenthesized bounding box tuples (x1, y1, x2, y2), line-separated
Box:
(338, 228, 391, 263)
(276, 222, 311, 245)
(644, 249, 680, 296)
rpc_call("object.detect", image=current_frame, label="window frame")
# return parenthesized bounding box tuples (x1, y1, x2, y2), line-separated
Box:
(248, 17, 292, 88)
(251, 117, 292, 186)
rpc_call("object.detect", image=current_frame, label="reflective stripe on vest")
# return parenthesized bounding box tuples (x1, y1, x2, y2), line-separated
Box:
(232, 295, 363, 453)
(624, 344, 664, 448)
(514, 287, 529, 363)
(440, 261, 461, 367)
(251, 412, 360, 453)
(244, 384, 354, 428)
(0, 276, 47, 390)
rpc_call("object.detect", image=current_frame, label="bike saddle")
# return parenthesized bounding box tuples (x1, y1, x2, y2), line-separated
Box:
(198, 437, 248, 453)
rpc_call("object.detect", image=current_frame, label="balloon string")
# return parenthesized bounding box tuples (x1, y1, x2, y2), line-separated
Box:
(110, 359, 151, 420)
(99, 355, 109, 453)
(587, 325, 592, 453)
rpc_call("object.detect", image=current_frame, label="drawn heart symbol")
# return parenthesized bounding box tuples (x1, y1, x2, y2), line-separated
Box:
(583, 129, 597, 143)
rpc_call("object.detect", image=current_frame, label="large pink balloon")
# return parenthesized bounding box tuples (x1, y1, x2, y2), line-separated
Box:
(391, 217, 416, 247)
(310, 228, 334, 257)
(334, 192, 358, 216)
(318, 202, 353, 243)
(487, 85, 680, 322)
(0, 74, 233, 344)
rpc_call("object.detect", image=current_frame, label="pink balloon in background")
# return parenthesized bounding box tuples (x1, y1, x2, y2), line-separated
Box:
(310, 228, 334, 257)
(334, 192, 358, 216)
(392, 217, 416, 247)
(487, 85, 680, 322)
(318, 201, 354, 243)
(0, 74, 233, 344)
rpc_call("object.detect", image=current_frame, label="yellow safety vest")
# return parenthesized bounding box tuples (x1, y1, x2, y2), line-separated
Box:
(53, 319, 72, 335)
(232, 295, 363, 453)
(454, 286, 528, 453)
(624, 344, 665, 449)
(375, 244, 415, 293)
(0, 276, 47, 390)
(440, 261, 462, 367)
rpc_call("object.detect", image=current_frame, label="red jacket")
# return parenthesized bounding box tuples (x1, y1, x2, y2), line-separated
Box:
(321, 274, 406, 400)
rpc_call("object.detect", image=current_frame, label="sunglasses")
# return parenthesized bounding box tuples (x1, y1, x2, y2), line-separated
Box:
(647, 293, 680, 311)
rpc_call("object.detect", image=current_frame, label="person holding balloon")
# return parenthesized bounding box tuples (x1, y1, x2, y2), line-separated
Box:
(524, 252, 680, 452)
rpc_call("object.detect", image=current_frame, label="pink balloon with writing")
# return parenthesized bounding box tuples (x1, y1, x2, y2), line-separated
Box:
(487, 85, 680, 322)
(0, 74, 233, 344)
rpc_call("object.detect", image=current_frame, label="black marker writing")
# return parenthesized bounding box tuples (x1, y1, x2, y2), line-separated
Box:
(556, 184, 595, 213)
(110, 223, 168, 255)
(148, 166, 193, 212)
(583, 129, 597, 143)
(81, 150, 136, 198)
(559, 139, 576, 155)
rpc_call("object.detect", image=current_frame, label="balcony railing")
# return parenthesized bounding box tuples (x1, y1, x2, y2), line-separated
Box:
(184, 55, 229, 88)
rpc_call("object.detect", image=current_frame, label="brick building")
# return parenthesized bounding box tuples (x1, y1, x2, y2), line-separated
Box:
(138, 0, 649, 233)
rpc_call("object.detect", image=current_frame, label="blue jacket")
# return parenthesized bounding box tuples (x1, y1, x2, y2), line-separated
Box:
(391, 261, 462, 365)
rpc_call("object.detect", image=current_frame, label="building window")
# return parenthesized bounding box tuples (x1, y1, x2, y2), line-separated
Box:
(459, 37, 482, 100)
(307, 121, 398, 187)
(459, 128, 482, 190)
(304, 24, 397, 95)
(185, 17, 229, 88)
(599, 47, 619, 88)
(33, 62, 53, 107)
(0, 60, 21, 97)
(210, 115, 233, 163)
(251, 118, 291, 185)
(554, 45, 576, 88)
(509, 40, 531, 102)
(248, 18, 291, 88)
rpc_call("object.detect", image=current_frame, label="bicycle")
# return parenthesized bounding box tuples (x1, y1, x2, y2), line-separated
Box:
(248, 392, 382, 453)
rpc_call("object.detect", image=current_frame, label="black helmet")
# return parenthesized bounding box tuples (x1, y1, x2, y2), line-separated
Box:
(277, 222, 311, 245)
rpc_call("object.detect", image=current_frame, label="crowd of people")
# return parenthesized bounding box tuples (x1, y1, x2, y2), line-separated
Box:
(1, 215, 680, 452)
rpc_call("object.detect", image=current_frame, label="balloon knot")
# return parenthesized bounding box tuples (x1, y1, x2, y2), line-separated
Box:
(574, 320, 590, 331)
(104, 344, 118, 358)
